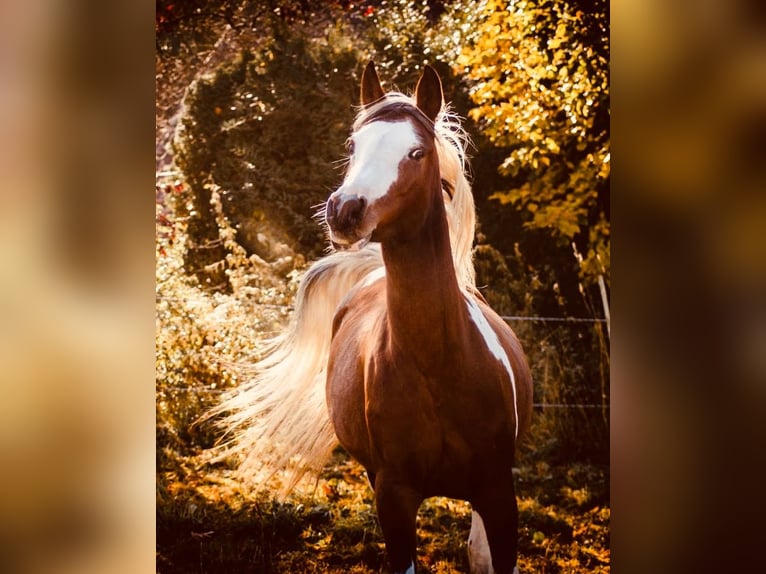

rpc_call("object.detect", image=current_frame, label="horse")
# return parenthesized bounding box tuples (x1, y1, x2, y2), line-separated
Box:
(323, 63, 533, 574)
(208, 68, 477, 493)
(209, 62, 532, 573)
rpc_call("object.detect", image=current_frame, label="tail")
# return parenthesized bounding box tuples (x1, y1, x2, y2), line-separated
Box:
(208, 245, 384, 496)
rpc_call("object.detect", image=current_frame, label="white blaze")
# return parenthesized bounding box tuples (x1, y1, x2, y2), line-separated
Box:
(344, 120, 420, 202)
(464, 294, 519, 438)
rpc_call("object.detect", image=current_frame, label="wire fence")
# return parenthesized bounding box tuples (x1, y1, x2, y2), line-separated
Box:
(158, 294, 609, 409)
(501, 315, 607, 323)
(160, 381, 610, 410)
(161, 385, 610, 409)
(157, 296, 607, 324)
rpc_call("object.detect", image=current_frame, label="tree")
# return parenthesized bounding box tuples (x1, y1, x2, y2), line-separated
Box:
(457, 0, 609, 287)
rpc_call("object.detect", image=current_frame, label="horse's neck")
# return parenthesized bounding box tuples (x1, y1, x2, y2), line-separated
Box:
(381, 185, 465, 367)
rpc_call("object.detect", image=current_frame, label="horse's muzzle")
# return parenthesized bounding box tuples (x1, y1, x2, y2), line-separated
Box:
(326, 191, 370, 249)
(326, 192, 367, 230)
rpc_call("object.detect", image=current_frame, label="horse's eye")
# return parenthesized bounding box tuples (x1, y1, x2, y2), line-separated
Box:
(408, 148, 424, 160)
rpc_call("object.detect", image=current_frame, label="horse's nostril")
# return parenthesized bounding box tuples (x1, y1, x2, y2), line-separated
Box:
(342, 195, 367, 223)
(326, 194, 340, 221)
(329, 194, 367, 230)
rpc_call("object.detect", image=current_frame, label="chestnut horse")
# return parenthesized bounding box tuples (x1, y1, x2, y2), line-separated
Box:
(324, 63, 533, 574)
(209, 72, 477, 494)
(209, 62, 532, 573)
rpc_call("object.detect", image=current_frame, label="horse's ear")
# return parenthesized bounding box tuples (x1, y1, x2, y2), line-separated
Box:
(361, 61, 385, 106)
(415, 65, 443, 122)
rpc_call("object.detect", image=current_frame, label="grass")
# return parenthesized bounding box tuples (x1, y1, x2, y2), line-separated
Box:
(157, 448, 609, 573)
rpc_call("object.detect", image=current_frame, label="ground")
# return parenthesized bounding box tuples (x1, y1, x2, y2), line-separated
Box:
(157, 449, 609, 573)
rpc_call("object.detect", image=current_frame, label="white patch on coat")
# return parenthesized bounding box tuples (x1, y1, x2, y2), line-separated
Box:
(343, 120, 420, 203)
(468, 510, 493, 574)
(464, 294, 519, 438)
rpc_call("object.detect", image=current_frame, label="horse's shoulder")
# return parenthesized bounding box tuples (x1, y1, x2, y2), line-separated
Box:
(467, 286, 489, 306)
(463, 292, 527, 371)
(467, 294, 512, 336)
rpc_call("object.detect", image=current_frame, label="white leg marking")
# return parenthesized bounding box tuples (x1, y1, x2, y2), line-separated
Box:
(464, 294, 519, 437)
(468, 510, 493, 574)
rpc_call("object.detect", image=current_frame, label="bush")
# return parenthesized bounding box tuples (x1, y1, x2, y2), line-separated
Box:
(156, 177, 300, 466)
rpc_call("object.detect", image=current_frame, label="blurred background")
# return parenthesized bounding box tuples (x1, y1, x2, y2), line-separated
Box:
(0, 0, 763, 572)
(0, 1, 154, 573)
(612, 1, 766, 571)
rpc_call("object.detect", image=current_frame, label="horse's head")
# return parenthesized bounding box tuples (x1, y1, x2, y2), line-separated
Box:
(325, 62, 444, 250)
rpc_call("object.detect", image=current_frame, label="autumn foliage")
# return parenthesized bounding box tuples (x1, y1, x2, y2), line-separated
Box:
(459, 0, 609, 285)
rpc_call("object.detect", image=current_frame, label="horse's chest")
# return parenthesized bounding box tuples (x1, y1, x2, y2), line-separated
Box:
(365, 357, 509, 472)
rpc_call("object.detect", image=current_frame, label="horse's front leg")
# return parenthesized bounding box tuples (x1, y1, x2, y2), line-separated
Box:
(471, 473, 521, 574)
(374, 474, 423, 573)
